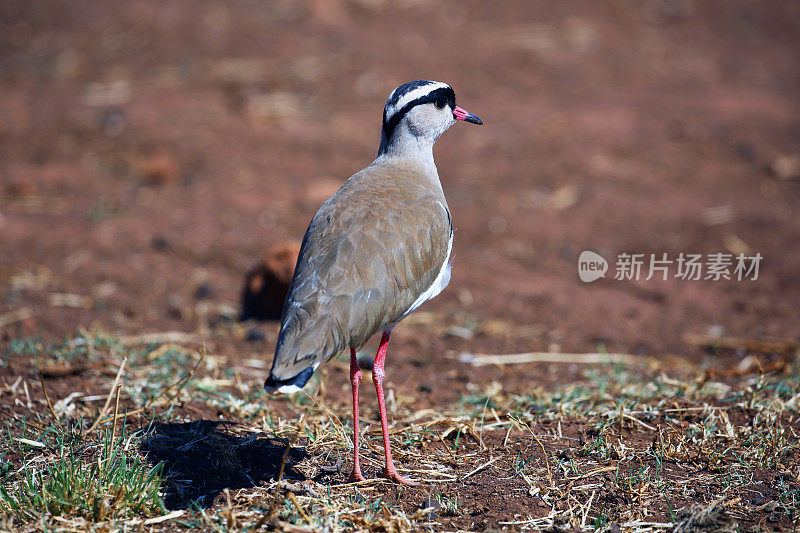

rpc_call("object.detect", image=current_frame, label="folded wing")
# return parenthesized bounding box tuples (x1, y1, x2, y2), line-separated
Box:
(268, 179, 452, 382)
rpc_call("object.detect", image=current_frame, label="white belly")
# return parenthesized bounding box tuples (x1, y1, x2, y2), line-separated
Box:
(403, 231, 453, 317)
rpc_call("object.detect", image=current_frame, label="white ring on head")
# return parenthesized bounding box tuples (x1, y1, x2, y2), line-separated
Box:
(385, 81, 451, 121)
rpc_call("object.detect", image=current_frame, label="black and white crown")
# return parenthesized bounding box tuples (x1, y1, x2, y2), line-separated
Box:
(381, 80, 456, 142)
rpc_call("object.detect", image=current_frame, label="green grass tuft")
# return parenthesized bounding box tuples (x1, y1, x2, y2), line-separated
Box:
(1, 429, 165, 522)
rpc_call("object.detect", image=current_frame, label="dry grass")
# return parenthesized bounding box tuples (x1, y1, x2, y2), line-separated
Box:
(1, 330, 798, 531)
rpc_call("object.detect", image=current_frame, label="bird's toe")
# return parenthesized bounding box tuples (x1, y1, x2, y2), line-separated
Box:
(383, 468, 420, 486)
(348, 469, 367, 483)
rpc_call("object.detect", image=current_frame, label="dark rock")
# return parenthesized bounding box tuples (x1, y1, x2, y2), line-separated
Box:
(98, 107, 126, 137)
(151, 235, 170, 251)
(194, 284, 215, 300)
(166, 294, 185, 319)
(246, 327, 266, 341)
(241, 241, 301, 321)
(556, 449, 574, 460)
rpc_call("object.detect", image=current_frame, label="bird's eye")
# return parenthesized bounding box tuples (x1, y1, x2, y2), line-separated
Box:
(434, 97, 447, 109)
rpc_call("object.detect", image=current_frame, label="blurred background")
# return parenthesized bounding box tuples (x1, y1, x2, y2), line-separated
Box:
(1, 0, 799, 369)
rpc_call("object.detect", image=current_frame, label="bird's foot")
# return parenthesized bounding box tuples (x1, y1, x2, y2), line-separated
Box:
(382, 467, 420, 486)
(348, 468, 366, 483)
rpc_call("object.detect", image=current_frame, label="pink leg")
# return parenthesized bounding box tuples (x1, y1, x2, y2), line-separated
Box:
(372, 331, 419, 486)
(348, 347, 366, 482)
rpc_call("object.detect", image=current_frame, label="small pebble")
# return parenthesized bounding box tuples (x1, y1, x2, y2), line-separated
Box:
(418, 498, 440, 520)
(139, 151, 180, 186)
(151, 235, 170, 251)
(194, 284, 215, 300)
(246, 328, 266, 342)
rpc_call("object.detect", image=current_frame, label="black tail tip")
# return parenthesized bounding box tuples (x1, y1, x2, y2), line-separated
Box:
(264, 367, 315, 394)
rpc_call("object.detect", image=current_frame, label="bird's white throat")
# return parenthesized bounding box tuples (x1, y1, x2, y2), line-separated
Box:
(377, 115, 455, 181)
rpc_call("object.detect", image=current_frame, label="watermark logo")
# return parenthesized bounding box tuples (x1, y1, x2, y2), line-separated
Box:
(579, 251, 762, 282)
(578, 250, 608, 282)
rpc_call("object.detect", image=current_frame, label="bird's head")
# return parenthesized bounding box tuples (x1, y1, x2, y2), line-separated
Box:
(379, 80, 482, 156)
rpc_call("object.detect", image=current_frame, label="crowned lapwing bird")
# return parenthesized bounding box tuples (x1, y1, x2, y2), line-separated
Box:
(264, 80, 482, 485)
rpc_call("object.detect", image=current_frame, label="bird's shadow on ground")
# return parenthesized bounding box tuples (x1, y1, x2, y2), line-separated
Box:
(140, 420, 306, 509)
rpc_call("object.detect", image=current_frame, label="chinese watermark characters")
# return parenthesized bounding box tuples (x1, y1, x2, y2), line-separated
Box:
(578, 251, 762, 282)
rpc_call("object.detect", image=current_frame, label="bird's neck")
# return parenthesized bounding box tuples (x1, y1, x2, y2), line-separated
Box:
(377, 127, 438, 178)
